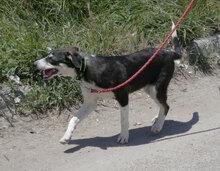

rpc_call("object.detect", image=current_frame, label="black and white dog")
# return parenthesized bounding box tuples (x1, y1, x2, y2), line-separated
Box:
(34, 23, 181, 144)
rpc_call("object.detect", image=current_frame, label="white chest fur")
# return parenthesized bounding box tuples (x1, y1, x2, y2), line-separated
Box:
(80, 80, 115, 100)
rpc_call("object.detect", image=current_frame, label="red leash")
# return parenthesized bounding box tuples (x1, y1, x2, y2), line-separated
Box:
(91, 0, 195, 93)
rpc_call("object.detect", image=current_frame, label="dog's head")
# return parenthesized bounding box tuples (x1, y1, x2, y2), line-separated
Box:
(34, 47, 84, 79)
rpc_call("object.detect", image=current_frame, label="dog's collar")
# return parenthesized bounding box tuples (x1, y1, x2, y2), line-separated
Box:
(76, 57, 87, 80)
(80, 57, 87, 72)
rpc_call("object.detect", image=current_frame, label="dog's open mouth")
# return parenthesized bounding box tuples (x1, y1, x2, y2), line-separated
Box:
(43, 69, 58, 79)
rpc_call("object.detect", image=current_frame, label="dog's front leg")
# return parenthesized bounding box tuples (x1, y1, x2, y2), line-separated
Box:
(117, 104, 129, 144)
(60, 94, 97, 144)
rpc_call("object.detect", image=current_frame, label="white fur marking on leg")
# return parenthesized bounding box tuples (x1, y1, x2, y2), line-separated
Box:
(60, 91, 97, 144)
(117, 105, 129, 144)
(151, 105, 166, 134)
(145, 85, 157, 101)
(145, 85, 166, 134)
(60, 117, 79, 144)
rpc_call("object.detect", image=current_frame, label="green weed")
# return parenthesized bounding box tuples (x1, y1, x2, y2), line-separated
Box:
(0, 0, 219, 113)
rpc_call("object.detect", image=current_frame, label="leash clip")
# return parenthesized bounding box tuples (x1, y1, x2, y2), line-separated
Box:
(91, 89, 101, 93)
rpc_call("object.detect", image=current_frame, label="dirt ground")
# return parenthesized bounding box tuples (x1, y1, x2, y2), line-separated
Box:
(0, 69, 220, 171)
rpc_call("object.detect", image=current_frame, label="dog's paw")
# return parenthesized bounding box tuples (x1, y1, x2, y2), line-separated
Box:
(59, 137, 71, 144)
(117, 132, 129, 144)
(151, 116, 163, 134)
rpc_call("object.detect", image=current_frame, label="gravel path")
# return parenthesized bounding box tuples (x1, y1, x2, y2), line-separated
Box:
(0, 71, 220, 171)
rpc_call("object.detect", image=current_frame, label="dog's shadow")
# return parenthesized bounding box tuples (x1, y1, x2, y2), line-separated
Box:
(65, 112, 200, 153)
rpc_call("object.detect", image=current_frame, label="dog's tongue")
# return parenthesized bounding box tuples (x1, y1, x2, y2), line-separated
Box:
(43, 69, 57, 78)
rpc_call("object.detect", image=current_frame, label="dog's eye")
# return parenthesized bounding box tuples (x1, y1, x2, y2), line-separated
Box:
(46, 57, 60, 65)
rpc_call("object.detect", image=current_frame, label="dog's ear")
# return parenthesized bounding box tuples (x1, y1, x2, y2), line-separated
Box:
(72, 47, 79, 52)
(66, 50, 81, 69)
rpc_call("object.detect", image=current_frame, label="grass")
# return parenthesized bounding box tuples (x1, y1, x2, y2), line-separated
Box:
(0, 0, 219, 113)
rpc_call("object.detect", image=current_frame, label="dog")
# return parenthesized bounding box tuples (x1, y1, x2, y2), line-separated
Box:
(34, 22, 181, 144)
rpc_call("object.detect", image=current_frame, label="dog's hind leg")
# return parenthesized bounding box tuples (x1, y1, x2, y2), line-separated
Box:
(60, 92, 98, 144)
(145, 85, 169, 134)
(151, 95, 169, 134)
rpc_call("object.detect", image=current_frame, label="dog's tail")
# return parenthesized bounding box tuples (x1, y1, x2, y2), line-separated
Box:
(171, 21, 181, 60)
